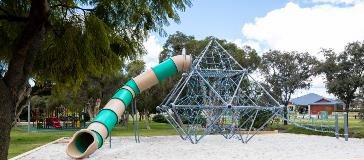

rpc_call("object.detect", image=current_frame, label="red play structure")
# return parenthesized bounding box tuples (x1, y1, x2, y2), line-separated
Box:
(47, 117, 62, 129)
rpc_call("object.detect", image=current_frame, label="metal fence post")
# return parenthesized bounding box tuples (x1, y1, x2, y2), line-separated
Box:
(343, 112, 349, 141)
(335, 112, 339, 139)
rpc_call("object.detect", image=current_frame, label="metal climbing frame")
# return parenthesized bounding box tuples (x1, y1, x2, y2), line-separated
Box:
(157, 39, 284, 144)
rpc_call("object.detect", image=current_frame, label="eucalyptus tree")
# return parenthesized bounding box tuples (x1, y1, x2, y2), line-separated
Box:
(260, 51, 318, 125)
(0, 0, 192, 158)
(159, 32, 261, 72)
(320, 42, 364, 112)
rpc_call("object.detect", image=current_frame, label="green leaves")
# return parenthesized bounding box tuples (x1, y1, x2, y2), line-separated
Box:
(260, 50, 318, 105)
(1, 0, 192, 92)
(126, 60, 145, 78)
(320, 41, 364, 107)
(35, 15, 129, 90)
(159, 32, 261, 72)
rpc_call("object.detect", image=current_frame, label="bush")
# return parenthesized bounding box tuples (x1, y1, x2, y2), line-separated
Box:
(359, 108, 364, 119)
(239, 110, 273, 129)
(152, 114, 169, 123)
(181, 114, 206, 125)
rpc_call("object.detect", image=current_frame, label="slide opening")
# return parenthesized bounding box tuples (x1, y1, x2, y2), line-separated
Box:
(67, 129, 99, 159)
(75, 132, 94, 153)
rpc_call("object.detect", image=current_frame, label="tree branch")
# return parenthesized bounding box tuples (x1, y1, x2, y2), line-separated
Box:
(4, 0, 49, 94)
(0, 7, 11, 15)
(0, 7, 28, 22)
(0, 15, 28, 22)
(50, 4, 95, 12)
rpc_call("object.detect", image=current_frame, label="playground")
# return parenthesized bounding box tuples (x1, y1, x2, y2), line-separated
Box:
(8, 40, 364, 160)
(3, 1, 364, 159)
(12, 134, 364, 160)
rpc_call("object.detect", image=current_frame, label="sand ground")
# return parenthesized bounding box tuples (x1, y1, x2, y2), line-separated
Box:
(15, 134, 364, 160)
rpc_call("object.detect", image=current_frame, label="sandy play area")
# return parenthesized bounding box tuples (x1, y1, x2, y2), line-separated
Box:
(14, 134, 364, 160)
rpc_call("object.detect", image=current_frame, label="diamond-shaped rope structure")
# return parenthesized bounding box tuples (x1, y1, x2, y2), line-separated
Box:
(157, 39, 284, 144)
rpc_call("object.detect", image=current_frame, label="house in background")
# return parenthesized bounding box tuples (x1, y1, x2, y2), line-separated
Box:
(289, 93, 344, 115)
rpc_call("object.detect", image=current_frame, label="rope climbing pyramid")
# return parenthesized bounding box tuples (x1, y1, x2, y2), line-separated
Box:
(158, 39, 284, 143)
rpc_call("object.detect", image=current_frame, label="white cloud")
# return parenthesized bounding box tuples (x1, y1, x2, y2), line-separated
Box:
(242, 2, 364, 58)
(293, 75, 336, 98)
(232, 39, 263, 53)
(311, 0, 364, 4)
(143, 35, 163, 69)
(242, 2, 364, 98)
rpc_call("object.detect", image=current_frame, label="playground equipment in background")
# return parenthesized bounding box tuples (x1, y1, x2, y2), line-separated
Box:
(47, 117, 62, 129)
(66, 54, 192, 159)
(158, 39, 283, 144)
(32, 106, 88, 129)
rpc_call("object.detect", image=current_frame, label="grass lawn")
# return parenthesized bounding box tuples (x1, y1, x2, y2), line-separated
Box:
(9, 121, 176, 159)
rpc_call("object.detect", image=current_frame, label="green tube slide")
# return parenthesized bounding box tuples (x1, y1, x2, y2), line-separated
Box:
(67, 55, 190, 159)
(90, 58, 179, 148)
(125, 79, 140, 94)
(152, 58, 178, 81)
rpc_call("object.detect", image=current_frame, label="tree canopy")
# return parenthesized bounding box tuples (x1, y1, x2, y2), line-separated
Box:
(1, 0, 191, 89)
(0, 0, 192, 159)
(319, 41, 364, 109)
(159, 31, 261, 72)
(260, 50, 318, 106)
(260, 50, 318, 124)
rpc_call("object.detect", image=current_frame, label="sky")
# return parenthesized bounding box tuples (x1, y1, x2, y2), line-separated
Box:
(142, 0, 364, 99)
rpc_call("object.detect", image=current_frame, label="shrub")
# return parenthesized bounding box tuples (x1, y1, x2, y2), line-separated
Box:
(152, 114, 169, 123)
(239, 110, 273, 129)
(359, 108, 364, 119)
(180, 114, 206, 125)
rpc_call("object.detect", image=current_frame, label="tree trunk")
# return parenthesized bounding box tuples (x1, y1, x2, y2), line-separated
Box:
(0, 81, 14, 160)
(144, 109, 151, 130)
(345, 101, 350, 128)
(124, 112, 129, 127)
(283, 105, 288, 125)
(0, 0, 49, 159)
(86, 102, 94, 119)
(12, 84, 32, 127)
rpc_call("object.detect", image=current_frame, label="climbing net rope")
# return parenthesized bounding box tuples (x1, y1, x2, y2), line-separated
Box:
(157, 39, 343, 144)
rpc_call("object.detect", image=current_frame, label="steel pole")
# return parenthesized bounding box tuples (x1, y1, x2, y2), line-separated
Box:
(334, 112, 339, 139)
(27, 101, 31, 132)
(343, 112, 349, 141)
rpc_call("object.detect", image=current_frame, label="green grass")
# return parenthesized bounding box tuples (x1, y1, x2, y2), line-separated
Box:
(9, 128, 74, 158)
(9, 121, 175, 159)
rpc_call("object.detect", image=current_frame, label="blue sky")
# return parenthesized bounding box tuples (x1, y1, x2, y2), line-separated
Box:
(159, 0, 292, 41)
(155, 0, 356, 42)
(143, 0, 364, 99)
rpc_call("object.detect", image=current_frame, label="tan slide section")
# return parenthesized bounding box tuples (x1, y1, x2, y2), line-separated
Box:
(87, 122, 108, 140)
(171, 55, 192, 72)
(122, 86, 136, 98)
(103, 99, 126, 121)
(88, 99, 126, 140)
(66, 129, 99, 159)
(132, 69, 159, 92)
